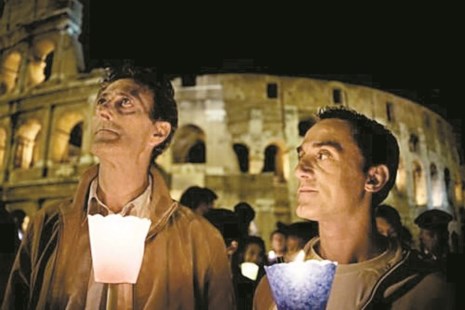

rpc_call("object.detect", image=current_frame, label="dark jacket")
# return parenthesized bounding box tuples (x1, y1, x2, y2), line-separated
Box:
(253, 239, 454, 310)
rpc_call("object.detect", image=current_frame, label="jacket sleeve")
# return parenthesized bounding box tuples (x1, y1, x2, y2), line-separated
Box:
(202, 221, 237, 310)
(253, 275, 276, 310)
(1, 207, 60, 310)
(1, 217, 34, 310)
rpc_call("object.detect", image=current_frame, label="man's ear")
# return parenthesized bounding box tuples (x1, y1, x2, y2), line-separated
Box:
(149, 121, 171, 146)
(365, 165, 389, 193)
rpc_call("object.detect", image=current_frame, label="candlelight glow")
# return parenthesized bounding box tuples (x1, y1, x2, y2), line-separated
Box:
(88, 214, 151, 284)
(268, 250, 277, 261)
(240, 262, 259, 281)
(293, 250, 306, 262)
(265, 259, 337, 310)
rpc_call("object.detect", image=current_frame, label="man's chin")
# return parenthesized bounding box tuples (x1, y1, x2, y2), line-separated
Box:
(90, 144, 122, 158)
(295, 204, 317, 221)
(295, 204, 307, 219)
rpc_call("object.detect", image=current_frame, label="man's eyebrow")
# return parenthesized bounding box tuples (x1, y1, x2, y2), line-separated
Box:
(312, 140, 343, 151)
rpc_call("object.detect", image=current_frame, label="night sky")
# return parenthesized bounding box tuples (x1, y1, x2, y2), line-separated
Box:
(84, 2, 461, 143)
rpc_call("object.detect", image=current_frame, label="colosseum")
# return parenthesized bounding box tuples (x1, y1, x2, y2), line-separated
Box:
(1, 0, 463, 252)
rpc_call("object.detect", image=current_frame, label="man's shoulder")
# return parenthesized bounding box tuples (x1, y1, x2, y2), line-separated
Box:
(367, 248, 453, 309)
(27, 198, 73, 230)
(175, 205, 228, 242)
(171, 204, 222, 234)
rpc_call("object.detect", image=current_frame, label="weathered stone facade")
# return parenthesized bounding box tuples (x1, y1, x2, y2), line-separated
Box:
(161, 75, 464, 250)
(1, 0, 463, 251)
(0, 0, 102, 215)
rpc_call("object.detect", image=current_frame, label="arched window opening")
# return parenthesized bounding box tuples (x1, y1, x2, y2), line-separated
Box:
(430, 163, 442, 207)
(187, 140, 206, 163)
(26, 40, 55, 87)
(409, 134, 419, 153)
(0, 52, 21, 94)
(14, 120, 41, 169)
(51, 112, 84, 163)
(171, 124, 206, 164)
(332, 88, 343, 104)
(263, 145, 277, 173)
(44, 51, 54, 81)
(262, 144, 285, 182)
(412, 161, 427, 206)
(233, 143, 249, 173)
(444, 168, 453, 205)
(65, 121, 83, 162)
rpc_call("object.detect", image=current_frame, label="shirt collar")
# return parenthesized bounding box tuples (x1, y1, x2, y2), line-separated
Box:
(87, 176, 152, 218)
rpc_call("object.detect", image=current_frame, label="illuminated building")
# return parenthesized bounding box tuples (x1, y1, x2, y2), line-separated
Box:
(1, 0, 463, 250)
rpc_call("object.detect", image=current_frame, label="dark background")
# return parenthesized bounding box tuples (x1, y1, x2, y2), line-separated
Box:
(82, 2, 462, 142)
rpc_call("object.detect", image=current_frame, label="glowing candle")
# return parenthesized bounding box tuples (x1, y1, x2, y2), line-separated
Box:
(88, 214, 151, 284)
(264, 257, 337, 310)
(240, 262, 259, 281)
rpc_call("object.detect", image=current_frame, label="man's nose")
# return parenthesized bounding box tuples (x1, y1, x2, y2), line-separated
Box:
(295, 159, 314, 179)
(96, 102, 113, 120)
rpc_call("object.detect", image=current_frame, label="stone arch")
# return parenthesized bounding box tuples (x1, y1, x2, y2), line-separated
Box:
(14, 119, 42, 169)
(171, 124, 206, 164)
(233, 143, 249, 173)
(0, 51, 22, 94)
(50, 111, 84, 163)
(0, 127, 6, 169)
(412, 161, 427, 206)
(26, 39, 55, 88)
(430, 163, 442, 207)
(262, 143, 286, 181)
(395, 157, 407, 193)
(408, 133, 419, 153)
(444, 168, 453, 205)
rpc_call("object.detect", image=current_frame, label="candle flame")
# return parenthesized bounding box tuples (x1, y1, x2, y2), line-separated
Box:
(294, 250, 306, 262)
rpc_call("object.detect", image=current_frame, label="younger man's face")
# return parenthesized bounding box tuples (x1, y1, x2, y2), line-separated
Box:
(295, 118, 368, 222)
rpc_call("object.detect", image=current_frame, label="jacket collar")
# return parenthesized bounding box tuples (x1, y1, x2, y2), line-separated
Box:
(61, 164, 178, 239)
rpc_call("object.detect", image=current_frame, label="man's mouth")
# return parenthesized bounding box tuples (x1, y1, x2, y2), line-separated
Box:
(298, 187, 317, 193)
(95, 128, 118, 135)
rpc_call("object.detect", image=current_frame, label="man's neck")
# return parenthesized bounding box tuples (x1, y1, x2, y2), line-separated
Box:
(97, 160, 151, 213)
(317, 216, 386, 264)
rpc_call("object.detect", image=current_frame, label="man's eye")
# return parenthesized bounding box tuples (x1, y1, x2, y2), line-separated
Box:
(96, 97, 106, 105)
(119, 98, 132, 108)
(316, 151, 330, 160)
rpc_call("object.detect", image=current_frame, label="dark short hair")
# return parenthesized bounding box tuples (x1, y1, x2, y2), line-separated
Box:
(375, 204, 402, 234)
(179, 186, 218, 210)
(100, 65, 178, 162)
(234, 202, 256, 223)
(270, 229, 287, 240)
(317, 106, 400, 206)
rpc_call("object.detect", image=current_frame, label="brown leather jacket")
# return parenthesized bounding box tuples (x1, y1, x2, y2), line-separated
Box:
(2, 165, 236, 309)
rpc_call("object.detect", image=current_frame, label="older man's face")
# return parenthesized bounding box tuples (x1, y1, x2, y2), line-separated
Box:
(91, 78, 158, 162)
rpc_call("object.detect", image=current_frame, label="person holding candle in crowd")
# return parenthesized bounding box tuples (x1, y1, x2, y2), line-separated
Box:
(254, 106, 455, 309)
(2, 65, 235, 309)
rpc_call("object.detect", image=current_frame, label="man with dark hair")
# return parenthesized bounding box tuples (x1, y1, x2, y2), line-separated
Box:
(415, 208, 453, 270)
(179, 185, 218, 216)
(254, 106, 454, 309)
(2, 66, 235, 309)
(375, 204, 403, 239)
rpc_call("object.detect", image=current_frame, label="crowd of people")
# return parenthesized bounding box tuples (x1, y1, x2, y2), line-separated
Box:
(0, 64, 463, 309)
